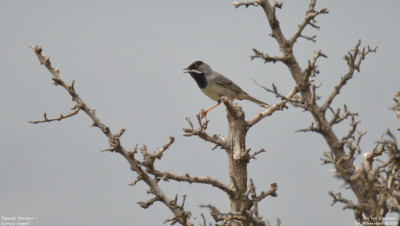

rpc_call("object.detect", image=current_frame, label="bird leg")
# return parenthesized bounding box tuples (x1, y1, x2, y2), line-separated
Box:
(201, 101, 221, 118)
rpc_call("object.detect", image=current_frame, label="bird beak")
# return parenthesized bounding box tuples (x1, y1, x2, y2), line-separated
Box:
(183, 68, 200, 74)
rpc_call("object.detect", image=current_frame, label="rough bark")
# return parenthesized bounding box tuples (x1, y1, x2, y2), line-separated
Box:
(226, 102, 249, 225)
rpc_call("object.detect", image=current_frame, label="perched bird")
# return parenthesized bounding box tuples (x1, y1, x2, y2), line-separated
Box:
(183, 61, 269, 118)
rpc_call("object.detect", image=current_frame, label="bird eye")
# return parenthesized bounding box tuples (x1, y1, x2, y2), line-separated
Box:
(194, 64, 199, 69)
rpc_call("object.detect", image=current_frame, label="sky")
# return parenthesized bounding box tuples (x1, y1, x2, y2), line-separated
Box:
(1, 0, 399, 225)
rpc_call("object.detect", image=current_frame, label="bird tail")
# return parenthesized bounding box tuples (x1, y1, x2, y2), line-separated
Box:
(244, 95, 269, 108)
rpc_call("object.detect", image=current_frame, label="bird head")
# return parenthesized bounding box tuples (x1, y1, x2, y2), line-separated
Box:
(183, 61, 212, 75)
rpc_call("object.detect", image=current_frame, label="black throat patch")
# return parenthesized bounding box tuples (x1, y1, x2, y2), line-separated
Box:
(189, 72, 207, 89)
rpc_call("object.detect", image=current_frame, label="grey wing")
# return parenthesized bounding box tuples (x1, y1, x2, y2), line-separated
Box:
(212, 73, 246, 94)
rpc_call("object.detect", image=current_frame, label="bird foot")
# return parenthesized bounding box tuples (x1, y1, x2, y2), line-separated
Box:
(200, 110, 208, 118)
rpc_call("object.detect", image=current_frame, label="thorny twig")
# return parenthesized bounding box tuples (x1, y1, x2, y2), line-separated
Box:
(29, 104, 81, 124)
(183, 115, 227, 149)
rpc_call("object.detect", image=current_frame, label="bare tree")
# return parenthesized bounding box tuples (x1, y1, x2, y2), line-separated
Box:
(28, 42, 284, 225)
(28, 0, 399, 225)
(235, 0, 400, 225)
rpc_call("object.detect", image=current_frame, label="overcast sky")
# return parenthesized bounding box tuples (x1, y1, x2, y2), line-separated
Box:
(1, 0, 399, 225)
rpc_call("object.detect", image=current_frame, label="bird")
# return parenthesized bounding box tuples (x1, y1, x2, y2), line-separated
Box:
(183, 61, 269, 118)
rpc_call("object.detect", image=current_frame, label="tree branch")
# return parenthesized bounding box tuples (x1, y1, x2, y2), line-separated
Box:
(247, 83, 298, 127)
(290, 0, 328, 46)
(29, 45, 112, 137)
(393, 91, 400, 127)
(183, 115, 227, 149)
(138, 196, 161, 209)
(255, 183, 278, 202)
(29, 104, 81, 124)
(233, 0, 262, 8)
(139, 137, 175, 168)
(148, 169, 237, 198)
(322, 40, 377, 112)
(328, 105, 354, 126)
(248, 148, 266, 160)
(29, 45, 194, 226)
(329, 191, 359, 210)
(250, 48, 290, 64)
(303, 50, 327, 83)
(296, 122, 321, 133)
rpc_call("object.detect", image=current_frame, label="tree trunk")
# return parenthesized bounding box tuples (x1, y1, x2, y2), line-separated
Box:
(225, 102, 250, 226)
